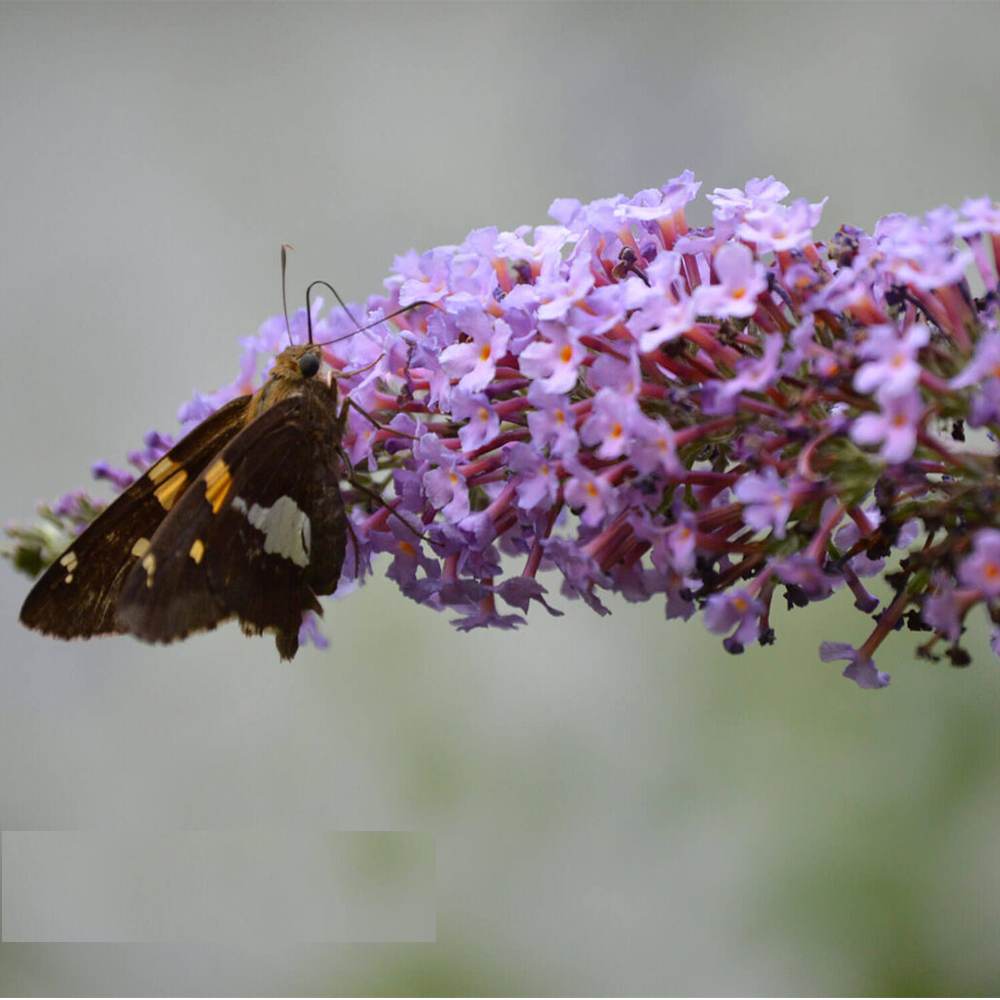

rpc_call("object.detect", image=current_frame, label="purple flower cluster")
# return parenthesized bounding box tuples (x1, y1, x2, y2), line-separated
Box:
(11, 173, 1000, 688)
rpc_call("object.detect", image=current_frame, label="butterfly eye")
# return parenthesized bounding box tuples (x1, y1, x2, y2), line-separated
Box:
(298, 352, 321, 378)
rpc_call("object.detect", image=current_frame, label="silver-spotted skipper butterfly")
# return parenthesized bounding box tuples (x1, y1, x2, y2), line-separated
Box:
(20, 265, 422, 659)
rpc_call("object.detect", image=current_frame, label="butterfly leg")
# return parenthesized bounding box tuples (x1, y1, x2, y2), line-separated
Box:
(336, 437, 429, 547)
(335, 396, 429, 545)
(341, 507, 364, 582)
(339, 396, 421, 442)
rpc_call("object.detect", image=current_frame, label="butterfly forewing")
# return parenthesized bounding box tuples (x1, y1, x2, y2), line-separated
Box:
(115, 381, 348, 660)
(19, 395, 253, 638)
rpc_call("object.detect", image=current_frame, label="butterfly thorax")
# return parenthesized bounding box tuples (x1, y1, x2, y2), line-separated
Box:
(248, 345, 331, 421)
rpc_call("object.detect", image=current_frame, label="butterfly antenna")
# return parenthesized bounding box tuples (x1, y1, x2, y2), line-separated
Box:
(304, 278, 438, 349)
(322, 302, 436, 347)
(280, 243, 295, 346)
(306, 279, 365, 346)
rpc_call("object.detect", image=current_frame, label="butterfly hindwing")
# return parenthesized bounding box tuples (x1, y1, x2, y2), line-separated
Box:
(19, 395, 253, 639)
(115, 384, 348, 659)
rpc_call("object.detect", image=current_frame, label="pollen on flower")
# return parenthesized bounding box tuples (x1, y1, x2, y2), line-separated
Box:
(13, 170, 1000, 686)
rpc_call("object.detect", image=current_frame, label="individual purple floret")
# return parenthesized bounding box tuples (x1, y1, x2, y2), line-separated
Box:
(11, 171, 1000, 688)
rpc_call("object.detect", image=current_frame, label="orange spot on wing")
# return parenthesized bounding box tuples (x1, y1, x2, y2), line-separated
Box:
(204, 459, 233, 514)
(154, 469, 188, 511)
(148, 456, 180, 485)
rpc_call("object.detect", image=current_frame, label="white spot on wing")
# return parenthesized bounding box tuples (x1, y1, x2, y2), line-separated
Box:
(233, 494, 311, 566)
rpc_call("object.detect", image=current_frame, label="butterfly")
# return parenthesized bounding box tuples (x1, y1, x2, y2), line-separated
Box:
(20, 276, 422, 659)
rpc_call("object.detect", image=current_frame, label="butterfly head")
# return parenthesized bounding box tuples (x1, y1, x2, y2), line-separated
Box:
(297, 348, 322, 379)
(271, 343, 325, 383)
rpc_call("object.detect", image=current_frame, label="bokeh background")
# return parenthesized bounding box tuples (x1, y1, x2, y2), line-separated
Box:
(4, 2, 1000, 994)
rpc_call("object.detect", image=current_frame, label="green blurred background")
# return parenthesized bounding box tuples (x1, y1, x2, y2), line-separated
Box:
(3, 2, 1000, 994)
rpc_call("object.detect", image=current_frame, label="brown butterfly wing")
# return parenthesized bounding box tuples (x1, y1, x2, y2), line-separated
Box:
(20, 395, 252, 639)
(115, 386, 348, 659)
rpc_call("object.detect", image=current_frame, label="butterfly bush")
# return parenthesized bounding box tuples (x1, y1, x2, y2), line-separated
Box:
(10, 171, 1000, 688)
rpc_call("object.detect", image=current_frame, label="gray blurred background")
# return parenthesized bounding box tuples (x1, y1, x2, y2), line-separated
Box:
(3, 2, 1000, 994)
